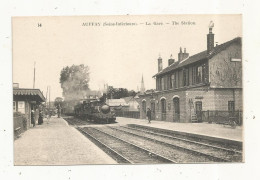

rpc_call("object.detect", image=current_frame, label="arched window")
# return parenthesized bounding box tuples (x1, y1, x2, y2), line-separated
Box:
(161, 98, 166, 121)
(173, 97, 180, 122)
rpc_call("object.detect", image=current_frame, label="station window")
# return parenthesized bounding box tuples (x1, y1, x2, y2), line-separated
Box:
(192, 66, 196, 84)
(170, 74, 175, 89)
(183, 68, 189, 86)
(197, 66, 203, 83)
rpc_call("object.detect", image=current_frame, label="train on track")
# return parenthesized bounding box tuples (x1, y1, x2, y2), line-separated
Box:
(72, 98, 116, 124)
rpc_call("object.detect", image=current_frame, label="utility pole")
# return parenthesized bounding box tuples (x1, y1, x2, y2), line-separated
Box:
(33, 62, 36, 88)
(46, 86, 48, 108)
(49, 86, 51, 109)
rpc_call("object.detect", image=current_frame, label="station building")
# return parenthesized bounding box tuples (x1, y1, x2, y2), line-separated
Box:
(13, 83, 45, 129)
(138, 25, 242, 123)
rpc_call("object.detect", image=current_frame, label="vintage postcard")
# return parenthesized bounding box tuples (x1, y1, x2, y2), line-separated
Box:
(12, 15, 243, 165)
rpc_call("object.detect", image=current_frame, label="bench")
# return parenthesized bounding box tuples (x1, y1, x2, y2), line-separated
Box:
(14, 127, 21, 137)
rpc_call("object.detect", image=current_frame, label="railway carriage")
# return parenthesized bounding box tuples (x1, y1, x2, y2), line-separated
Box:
(63, 100, 78, 116)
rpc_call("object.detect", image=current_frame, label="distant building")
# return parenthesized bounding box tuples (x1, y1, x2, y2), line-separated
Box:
(120, 96, 140, 112)
(106, 99, 129, 111)
(138, 23, 242, 123)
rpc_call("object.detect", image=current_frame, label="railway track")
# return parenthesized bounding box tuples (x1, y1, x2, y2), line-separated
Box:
(79, 126, 220, 163)
(65, 117, 242, 163)
(77, 127, 175, 164)
(108, 126, 242, 162)
(63, 117, 91, 126)
(128, 124, 242, 152)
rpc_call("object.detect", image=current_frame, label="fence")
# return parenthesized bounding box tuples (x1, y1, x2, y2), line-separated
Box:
(13, 114, 27, 139)
(115, 111, 140, 119)
(199, 110, 243, 125)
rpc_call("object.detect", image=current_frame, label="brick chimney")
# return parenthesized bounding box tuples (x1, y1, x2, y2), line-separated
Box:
(178, 47, 183, 61)
(183, 48, 189, 60)
(178, 47, 189, 61)
(207, 21, 215, 54)
(158, 56, 163, 72)
(168, 54, 175, 66)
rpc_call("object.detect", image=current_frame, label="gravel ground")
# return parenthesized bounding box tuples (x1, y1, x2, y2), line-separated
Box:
(96, 126, 213, 163)
(112, 126, 242, 162)
(14, 117, 117, 165)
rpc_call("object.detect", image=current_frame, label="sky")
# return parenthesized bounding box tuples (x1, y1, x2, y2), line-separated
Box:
(12, 15, 242, 101)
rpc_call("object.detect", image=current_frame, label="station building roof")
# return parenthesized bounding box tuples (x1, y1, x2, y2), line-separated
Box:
(153, 37, 242, 78)
(13, 88, 46, 102)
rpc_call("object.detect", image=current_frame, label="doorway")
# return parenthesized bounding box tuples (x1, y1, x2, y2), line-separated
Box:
(151, 102, 155, 120)
(195, 101, 202, 122)
(173, 97, 180, 122)
(161, 98, 166, 121)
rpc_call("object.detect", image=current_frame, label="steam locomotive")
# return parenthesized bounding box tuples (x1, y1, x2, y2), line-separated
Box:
(74, 98, 116, 123)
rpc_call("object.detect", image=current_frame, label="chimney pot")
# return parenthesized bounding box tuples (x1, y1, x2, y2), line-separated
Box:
(168, 55, 175, 66)
(158, 56, 163, 72)
(207, 21, 215, 54)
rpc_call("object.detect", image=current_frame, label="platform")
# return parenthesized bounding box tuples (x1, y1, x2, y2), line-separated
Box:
(14, 117, 117, 165)
(114, 117, 243, 142)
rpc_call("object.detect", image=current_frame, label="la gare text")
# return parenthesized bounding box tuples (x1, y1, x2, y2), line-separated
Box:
(81, 21, 196, 27)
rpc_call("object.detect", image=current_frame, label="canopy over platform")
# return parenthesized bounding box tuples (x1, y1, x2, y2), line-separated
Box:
(13, 88, 45, 102)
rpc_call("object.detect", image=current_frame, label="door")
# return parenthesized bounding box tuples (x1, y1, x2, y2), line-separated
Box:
(151, 102, 155, 120)
(161, 99, 166, 121)
(173, 97, 180, 122)
(195, 101, 202, 122)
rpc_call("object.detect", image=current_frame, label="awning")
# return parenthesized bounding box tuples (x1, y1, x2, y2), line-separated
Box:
(13, 88, 45, 102)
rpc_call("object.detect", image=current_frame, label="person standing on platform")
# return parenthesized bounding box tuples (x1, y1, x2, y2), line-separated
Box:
(31, 110, 35, 127)
(57, 104, 61, 118)
(38, 110, 43, 125)
(146, 108, 152, 124)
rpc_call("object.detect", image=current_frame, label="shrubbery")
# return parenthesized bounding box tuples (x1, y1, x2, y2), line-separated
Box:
(13, 112, 27, 132)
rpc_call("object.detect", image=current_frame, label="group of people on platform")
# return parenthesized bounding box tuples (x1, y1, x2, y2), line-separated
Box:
(30, 105, 62, 127)
(30, 109, 50, 127)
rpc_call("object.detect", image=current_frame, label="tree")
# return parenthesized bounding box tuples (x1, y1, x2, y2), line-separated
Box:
(106, 86, 136, 99)
(60, 64, 90, 100)
(128, 90, 137, 97)
(54, 97, 63, 108)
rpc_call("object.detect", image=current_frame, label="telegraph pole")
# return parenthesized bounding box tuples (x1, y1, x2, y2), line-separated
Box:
(46, 86, 48, 108)
(49, 86, 51, 108)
